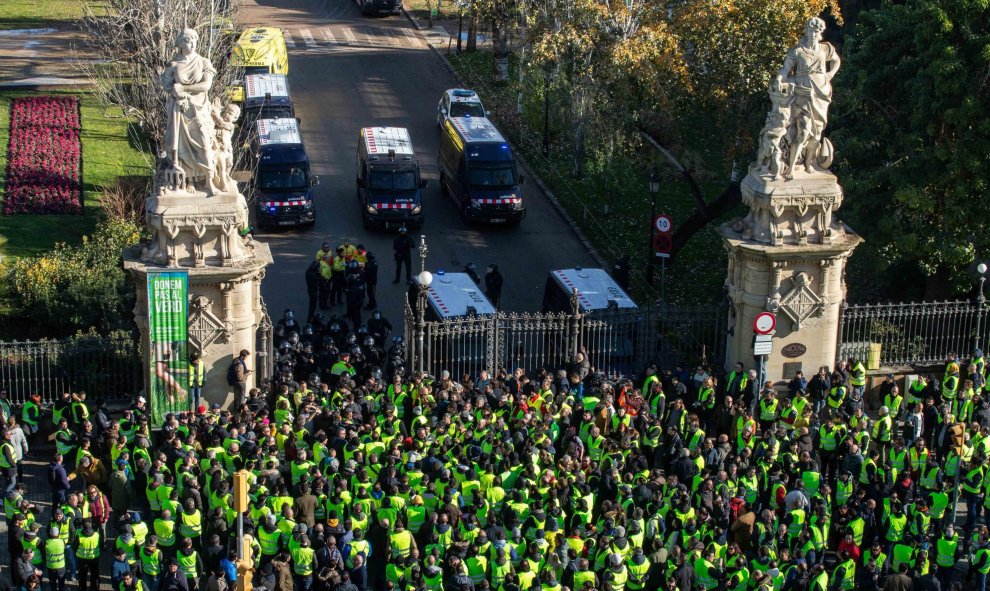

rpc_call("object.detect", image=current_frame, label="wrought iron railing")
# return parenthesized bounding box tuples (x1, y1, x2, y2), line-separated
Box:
(405, 298, 727, 379)
(838, 300, 988, 367)
(0, 333, 142, 404)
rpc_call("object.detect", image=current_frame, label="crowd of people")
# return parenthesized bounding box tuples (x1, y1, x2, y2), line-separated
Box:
(3, 344, 990, 591)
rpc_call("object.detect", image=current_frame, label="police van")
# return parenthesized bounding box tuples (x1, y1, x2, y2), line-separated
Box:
(410, 271, 495, 321)
(357, 127, 427, 230)
(438, 116, 526, 225)
(229, 27, 290, 103)
(241, 74, 294, 125)
(251, 118, 318, 228)
(542, 267, 638, 314)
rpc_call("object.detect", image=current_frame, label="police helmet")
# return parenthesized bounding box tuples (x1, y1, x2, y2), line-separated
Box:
(278, 340, 291, 352)
(357, 325, 369, 337)
(373, 310, 382, 320)
(346, 333, 357, 345)
(363, 336, 376, 348)
(392, 335, 404, 345)
(303, 324, 314, 336)
(308, 373, 322, 387)
(283, 309, 294, 319)
(351, 346, 362, 356)
(302, 342, 314, 355)
(329, 322, 340, 332)
(288, 332, 300, 345)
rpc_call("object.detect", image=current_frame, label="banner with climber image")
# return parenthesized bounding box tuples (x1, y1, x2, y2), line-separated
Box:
(147, 270, 190, 425)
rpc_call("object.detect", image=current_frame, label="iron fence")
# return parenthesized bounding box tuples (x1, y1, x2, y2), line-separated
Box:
(837, 300, 988, 367)
(406, 298, 727, 379)
(0, 333, 142, 404)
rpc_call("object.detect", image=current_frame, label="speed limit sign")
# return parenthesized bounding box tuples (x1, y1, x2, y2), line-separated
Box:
(654, 214, 672, 234)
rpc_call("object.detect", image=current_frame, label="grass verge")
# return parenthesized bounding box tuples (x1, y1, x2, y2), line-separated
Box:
(0, 90, 150, 259)
(445, 50, 739, 304)
(0, 0, 90, 30)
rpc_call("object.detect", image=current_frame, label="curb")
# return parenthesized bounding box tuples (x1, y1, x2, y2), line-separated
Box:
(0, 80, 93, 90)
(400, 4, 609, 270)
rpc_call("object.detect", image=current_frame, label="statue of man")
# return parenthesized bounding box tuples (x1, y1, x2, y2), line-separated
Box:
(775, 17, 840, 174)
(161, 28, 219, 195)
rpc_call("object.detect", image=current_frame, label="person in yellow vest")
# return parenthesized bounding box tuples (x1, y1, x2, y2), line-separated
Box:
(154, 510, 177, 558)
(291, 534, 316, 591)
(872, 406, 894, 459)
(178, 499, 202, 550)
(603, 553, 629, 591)
(188, 352, 205, 413)
(625, 547, 651, 590)
(176, 537, 203, 591)
(139, 536, 164, 591)
(75, 522, 101, 591)
(45, 526, 67, 591)
(692, 546, 719, 590)
(943, 354, 960, 400)
(389, 522, 417, 560)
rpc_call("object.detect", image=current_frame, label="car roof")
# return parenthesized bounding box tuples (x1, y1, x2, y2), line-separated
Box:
(257, 118, 302, 146)
(550, 268, 638, 312)
(445, 88, 482, 104)
(448, 117, 505, 144)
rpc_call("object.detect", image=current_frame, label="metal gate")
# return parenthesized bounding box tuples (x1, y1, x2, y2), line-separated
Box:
(405, 298, 726, 379)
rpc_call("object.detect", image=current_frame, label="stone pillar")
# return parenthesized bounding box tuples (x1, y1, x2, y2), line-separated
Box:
(124, 189, 273, 409)
(719, 172, 861, 382)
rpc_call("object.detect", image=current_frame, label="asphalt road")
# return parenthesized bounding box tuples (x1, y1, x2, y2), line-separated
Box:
(240, 0, 595, 334)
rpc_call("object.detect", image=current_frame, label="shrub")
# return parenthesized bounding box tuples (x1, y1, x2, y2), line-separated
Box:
(7, 218, 142, 334)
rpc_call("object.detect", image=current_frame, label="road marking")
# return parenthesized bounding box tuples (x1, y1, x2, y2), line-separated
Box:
(384, 29, 402, 46)
(321, 27, 336, 45)
(283, 31, 296, 48)
(401, 28, 421, 47)
(342, 27, 358, 44)
(299, 28, 317, 48)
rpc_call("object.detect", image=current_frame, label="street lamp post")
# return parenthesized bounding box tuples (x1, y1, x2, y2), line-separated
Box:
(646, 168, 660, 285)
(975, 263, 987, 354)
(416, 235, 431, 374)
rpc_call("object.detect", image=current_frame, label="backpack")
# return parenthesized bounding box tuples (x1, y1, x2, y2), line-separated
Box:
(226, 359, 241, 386)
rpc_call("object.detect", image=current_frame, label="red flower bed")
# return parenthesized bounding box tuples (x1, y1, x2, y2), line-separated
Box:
(3, 96, 83, 215)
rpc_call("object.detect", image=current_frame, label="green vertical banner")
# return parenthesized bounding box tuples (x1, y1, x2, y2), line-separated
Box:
(147, 270, 190, 426)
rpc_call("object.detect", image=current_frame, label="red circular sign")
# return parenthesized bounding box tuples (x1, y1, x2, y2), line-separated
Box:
(653, 234, 672, 254)
(754, 312, 776, 334)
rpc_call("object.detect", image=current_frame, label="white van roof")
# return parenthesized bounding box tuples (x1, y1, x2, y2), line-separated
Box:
(449, 116, 505, 144)
(551, 268, 637, 312)
(417, 271, 495, 318)
(362, 127, 414, 157)
(244, 73, 289, 101)
(257, 118, 301, 146)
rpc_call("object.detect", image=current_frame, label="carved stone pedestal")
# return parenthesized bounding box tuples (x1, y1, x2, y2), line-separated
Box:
(124, 187, 273, 409)
(720, 171, 861, 382)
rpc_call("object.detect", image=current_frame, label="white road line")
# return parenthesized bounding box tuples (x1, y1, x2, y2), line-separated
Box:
(321, 27, 336, 45)
(283, 31, 296, 48)
(384, 29, 402, 46)
(342, 27, 358, 44)
(299, 28, 317, 48)
(401, 28, 421, 46)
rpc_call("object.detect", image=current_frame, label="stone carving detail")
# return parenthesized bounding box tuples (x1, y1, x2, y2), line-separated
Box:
(211, 102, 240, 193)
(777, 272, 825, 329)
(187, 295, 228, 353)
(754, 17, 841, 181)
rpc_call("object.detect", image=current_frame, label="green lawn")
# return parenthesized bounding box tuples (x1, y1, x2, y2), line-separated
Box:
(446, 51, 740, 304)
(0, 0, 91, 30)
(0, 90, 150, 259)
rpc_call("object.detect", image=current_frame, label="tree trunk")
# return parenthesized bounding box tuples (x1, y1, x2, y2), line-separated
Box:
(466, 10, 477, 51)
(669, 184, 741, 259)
(493, 20, 510, 84)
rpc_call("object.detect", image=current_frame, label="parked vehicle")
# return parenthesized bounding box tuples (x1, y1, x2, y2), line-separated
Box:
(251, 118, 318, 228)
(356, 127, 426, 230)
(436, 88, 486, 127)
(229, 27, 289, 102)
(438, 116, 525, 225)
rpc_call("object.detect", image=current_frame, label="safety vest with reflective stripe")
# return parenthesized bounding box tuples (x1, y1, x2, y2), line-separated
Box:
(177, 551, 199, 579)
(936, 535, 959, 568)
(179, 510, 202, 538)
(141, 548, 163, 576)
(606, 566, 629, 591)
(390, 530, 413, 559)
(837, 559, 855, 590)
(292, 546, 314, 576)
(346, 540, 369, 568)
(626, 559, 650, 590)
(46, 538, 66, 569)
(258, 527, 281, 555)
(154, 519, 176, 547)
(77, 532, 100, 560)
(886, 514, 907, 542)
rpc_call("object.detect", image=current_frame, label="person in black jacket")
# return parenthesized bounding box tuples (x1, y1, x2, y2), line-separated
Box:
(305, 261, 321, 323)
(362, 252, 379, 310)
(484, 264, 503, 307)
(392, 229, 414, 284)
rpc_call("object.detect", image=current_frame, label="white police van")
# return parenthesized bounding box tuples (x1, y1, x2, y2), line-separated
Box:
(411, 271, 495, 321)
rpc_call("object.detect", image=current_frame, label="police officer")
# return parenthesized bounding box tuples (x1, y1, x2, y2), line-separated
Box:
(305, 260, 322, 322)
(344, 264, 366, 329)
(392, 227, 414, 284)
(362, 252, 379, 310)
(485, 263, 504, 308)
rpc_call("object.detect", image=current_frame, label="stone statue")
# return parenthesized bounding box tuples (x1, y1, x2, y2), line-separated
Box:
(161, 28, 219, 195)
(211, 102, 240, 193)
(755, 17, 841, 179)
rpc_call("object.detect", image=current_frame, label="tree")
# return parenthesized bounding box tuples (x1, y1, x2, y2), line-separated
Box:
(832, 0, 990, 299)
(80, 0, 240, 159)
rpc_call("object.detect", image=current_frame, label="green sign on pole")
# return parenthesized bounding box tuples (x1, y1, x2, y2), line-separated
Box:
(147, 270, 190, 426)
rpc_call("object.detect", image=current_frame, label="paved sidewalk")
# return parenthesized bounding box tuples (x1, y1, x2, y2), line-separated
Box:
(0, 25, 94, 87)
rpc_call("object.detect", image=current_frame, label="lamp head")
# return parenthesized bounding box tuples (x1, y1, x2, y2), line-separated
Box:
(648, 168, 660, 194)
(418, 270, 433, 287)
(979, 263, 987, 275)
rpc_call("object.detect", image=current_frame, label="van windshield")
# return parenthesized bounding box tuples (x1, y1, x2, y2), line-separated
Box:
(243, 66, 270, 76)
(468, 163, 516, 188)
(259, 165, 308, 190)
(449, 102, 485, 118)
(369, 169, 417, 192)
